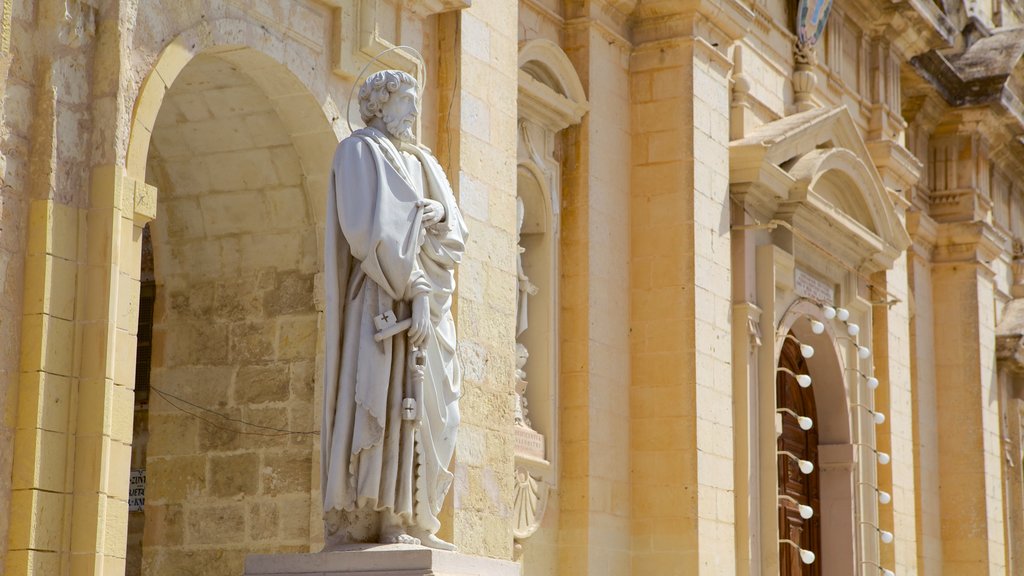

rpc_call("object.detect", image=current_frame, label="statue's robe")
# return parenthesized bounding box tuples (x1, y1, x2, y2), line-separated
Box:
(322, 126, 466, 537)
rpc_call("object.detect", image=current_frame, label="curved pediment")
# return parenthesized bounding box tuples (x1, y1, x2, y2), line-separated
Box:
(518, 39, 589, 132)
(730, 106, 911, 269)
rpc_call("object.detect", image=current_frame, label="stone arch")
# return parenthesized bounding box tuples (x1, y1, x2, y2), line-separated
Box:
(775, 300, 858, 576)
(789, 148, 885, 237)
(517, 39, 588, 132)
(126, 17, 342, 227)
(121, 20, 343, 574)
(518, 39, 588, 112)
(516, 161, 551, 235)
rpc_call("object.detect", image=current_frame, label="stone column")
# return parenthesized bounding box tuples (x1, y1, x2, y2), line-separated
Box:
(629, 3, 750, 574)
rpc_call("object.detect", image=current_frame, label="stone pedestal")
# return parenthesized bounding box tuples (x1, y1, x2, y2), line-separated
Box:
(244, 544, 521, 576)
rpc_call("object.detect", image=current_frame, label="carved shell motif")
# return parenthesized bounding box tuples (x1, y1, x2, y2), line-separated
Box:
(512, 467, 549, 540)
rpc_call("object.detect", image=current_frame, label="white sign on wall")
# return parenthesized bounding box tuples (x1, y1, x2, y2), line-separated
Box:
(794, 268, 835, 305)
(129, 468, 146, 512)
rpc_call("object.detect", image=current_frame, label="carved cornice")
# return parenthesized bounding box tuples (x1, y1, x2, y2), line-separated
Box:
(831, 0, 955, 56)
(732, 106, 911, 258)
(865, 138, 923, 200)
(565, 0, 634, 43)
(906, 209, 939, 259)
(903, 91, 950, 135)
(909, 27, 1024, 108)
(932, 219, 1008, 268)
(404, 0, 471, 17)
(630, 0, 754, 45)
(908, 29, 1024, 179)
(996, 299, 1024, 372)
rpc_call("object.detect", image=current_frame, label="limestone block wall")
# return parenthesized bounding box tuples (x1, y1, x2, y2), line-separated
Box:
(440, 1, 519, 558)
(140, 54, 320, 575)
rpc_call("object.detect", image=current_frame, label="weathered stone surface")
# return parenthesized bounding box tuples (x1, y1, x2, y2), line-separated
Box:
(260, 452, 312, 495)
(249, 501, 281, 541)
(142, 504, 184, 547)
(229, 321, 276, 363)
(276, 316, 317, 360)
(147, 456, 206, 502)
(209, 453, 261, 496)
(264, 272, 315, 316)
(186, 504, 247, 545)
(234, 364, 290, 405)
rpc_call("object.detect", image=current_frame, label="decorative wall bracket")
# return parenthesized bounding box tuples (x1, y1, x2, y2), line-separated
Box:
(512, 454, 550, 543)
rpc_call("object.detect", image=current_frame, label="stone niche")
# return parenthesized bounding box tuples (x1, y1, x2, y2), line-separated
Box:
(512, 39, 587, 546)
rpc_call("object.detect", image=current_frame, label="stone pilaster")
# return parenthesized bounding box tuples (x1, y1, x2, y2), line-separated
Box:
(871, 249, 918, 574)
(556, 4, 633, 574)
(629, 1, 750, 573)
(930, 219, 1009, 574)
(905, 209, 945, 574)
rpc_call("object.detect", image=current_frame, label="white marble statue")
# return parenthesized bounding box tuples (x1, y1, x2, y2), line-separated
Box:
(322, 69, 467, 551)
(515, 196, 538, 339)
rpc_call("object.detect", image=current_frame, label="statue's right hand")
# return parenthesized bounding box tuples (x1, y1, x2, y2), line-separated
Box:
(409, 293, 431, 347)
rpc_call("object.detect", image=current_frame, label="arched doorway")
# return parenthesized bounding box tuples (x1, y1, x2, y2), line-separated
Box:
(125, 43, 338, 575)
(777, 333, 821, 575)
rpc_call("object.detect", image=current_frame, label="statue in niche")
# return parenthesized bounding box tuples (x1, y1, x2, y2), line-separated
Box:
(322, 70, 467, 551)
(515, 197, 538, 340)
(514, 343, 531, 428)
(514, 196, 538, 429)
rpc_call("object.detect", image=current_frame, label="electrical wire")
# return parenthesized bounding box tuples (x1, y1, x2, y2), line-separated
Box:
(150, 385, 319, 437)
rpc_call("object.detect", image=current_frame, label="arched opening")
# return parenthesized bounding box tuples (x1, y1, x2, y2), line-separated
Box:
(775, 307, 858, 576)
(126, 47, 337, 575)
(777, 333, 821, 575)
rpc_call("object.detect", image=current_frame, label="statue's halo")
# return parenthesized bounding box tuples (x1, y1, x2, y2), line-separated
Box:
(345, 45, 428, 136)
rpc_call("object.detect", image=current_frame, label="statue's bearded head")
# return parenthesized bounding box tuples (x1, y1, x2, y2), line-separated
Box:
(358, 70, 419, 142)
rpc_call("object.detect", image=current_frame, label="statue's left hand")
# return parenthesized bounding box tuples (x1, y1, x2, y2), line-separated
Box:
(409, 292, 431, 347)
(418, 199, 445, 227)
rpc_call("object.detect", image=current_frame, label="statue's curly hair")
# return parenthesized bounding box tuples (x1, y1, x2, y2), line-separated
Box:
(358, 70, 418, 125)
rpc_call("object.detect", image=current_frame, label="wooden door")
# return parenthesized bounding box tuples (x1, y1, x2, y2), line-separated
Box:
(777, 335, 821, 575)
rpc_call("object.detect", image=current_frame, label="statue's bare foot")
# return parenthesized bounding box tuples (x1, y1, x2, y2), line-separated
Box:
(409, 528, 456, 551)
(380, 530, 420, 546)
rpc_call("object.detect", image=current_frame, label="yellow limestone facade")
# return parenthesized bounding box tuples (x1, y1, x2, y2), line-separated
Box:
(2, 0, 1024, 575)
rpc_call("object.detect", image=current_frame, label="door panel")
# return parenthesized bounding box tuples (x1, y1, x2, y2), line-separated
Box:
(777, 335, 821, 576)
